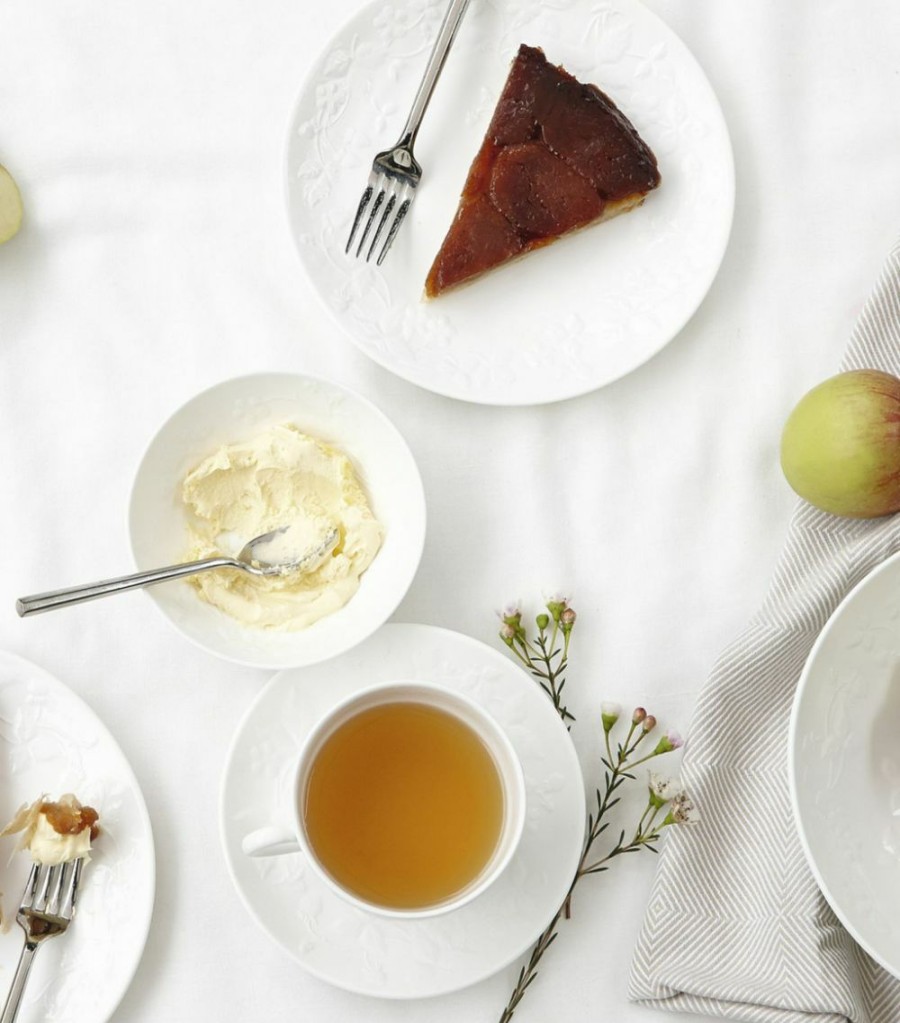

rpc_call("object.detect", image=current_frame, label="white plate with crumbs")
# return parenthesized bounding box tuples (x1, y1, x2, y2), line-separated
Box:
(790, 551, 900, 981)
(220, 624, 586, 998)
(285, 0, 734, 405)
(0, 651, 155, 1023)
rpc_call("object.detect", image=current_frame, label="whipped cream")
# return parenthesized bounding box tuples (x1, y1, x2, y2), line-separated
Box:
(182, 423, 383, 630)
(1, 794, 99, 865)
(26, 814, 92, 865)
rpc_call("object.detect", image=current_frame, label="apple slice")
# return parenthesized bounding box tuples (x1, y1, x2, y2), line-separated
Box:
(0, 165, 23, 244)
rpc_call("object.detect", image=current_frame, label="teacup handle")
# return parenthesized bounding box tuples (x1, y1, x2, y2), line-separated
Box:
(242, 825, 301, 857)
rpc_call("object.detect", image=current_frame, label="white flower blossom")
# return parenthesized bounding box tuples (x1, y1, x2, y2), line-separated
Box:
(667, 792, 700, 825)
(648, 772, 684, 803)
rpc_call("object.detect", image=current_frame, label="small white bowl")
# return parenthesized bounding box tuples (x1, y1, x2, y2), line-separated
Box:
(128, 373, 426, 669)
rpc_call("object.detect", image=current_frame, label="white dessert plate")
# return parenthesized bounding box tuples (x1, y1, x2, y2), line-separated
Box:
(129, 373, 426, 670)
(219, 623, 586, 998)
(0, 651, 155, 1022)
(789, 551, 900, 980)
(285, 0, 734, 405)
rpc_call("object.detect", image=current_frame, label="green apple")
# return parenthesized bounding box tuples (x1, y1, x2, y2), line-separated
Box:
(0, 165, 23, 244)
(780, 369, 900, 518)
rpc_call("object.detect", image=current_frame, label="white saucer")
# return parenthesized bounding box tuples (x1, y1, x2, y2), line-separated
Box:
(219, 623, 586, 998)
(0, 651, 155, 1023)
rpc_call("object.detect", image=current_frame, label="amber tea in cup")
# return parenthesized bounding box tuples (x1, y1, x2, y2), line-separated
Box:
(241, 681, 526, 917)
(303, 699, 505, 910)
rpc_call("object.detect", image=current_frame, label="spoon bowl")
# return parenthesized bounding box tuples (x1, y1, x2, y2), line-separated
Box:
(239, 525, 340, 578)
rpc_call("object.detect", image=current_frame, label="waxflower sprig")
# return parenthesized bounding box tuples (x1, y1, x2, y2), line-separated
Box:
(495, 597, 697, 1023)
(499, 594, 576, 723)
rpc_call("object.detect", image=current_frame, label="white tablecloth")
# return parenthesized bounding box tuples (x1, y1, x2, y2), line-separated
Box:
(1, 1, 898, 1021)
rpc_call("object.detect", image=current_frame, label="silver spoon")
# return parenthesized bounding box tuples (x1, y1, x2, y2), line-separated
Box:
(15, 525, 340, 617)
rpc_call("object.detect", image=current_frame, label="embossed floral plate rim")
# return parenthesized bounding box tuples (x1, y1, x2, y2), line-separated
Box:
(284, 0, 735, 405)
(219, 622, 586, 998)
(789, 550, 900, 981)
(0, 650, 156, 1022)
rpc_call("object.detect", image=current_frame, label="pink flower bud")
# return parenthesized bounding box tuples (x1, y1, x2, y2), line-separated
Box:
(498, 602, 522, 628)
(642, 714, 657, 733)
(544, 591, 569, 622)
(651, 729, 684, 756)
(632, 707, 647, 724)
(666, 729, 684, 751)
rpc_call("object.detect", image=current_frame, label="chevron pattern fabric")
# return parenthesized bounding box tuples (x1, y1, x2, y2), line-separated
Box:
(629, 237, 900, 1022)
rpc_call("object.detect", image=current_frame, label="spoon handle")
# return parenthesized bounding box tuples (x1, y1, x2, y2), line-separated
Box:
(15, 557, 239, 616)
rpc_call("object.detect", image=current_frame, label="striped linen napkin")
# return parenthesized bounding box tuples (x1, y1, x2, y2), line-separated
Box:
(629, 237, 900, 1023)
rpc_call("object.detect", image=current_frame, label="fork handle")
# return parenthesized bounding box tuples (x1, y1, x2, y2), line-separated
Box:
(399, 0, 473, 147)
(16, 556, 239, 616)
(1, 941, 38, 1023)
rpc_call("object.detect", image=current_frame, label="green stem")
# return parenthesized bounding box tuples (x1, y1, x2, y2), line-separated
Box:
(642, 802, 663, 836)
(524, 630, 571, 722)
(500, 730, 642, 1020)
(494, 610, 678, 1023)
(635, 798, 654, 837)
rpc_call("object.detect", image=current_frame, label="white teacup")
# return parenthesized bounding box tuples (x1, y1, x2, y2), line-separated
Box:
(241, 681, 526, 919)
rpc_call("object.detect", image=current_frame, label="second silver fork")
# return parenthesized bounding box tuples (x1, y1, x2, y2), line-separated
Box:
(346, 0, 473, 265)
(0, 860, 84, 1023)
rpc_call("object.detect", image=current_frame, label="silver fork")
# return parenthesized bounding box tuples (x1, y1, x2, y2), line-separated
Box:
(0, 860, 84, 1023)
(345, 0, 473, 265)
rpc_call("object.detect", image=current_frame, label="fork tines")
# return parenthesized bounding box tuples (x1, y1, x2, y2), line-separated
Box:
(22, 858, 82, 921)
(344, 0, 472, 265)
(346, 145, 422, 266)
(1, 859, 85, 1019)
(346, 172, 415, 266)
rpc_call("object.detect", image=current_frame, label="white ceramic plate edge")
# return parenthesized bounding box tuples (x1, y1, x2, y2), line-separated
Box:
(283, 0, 736, 406)
(0, 650, 157, 1023)
(788, 550, 900, 982)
